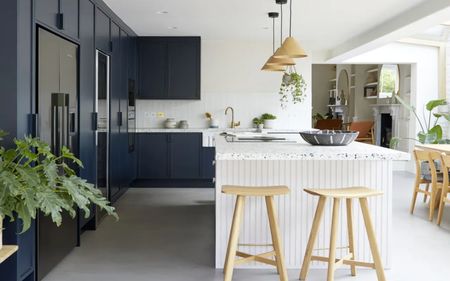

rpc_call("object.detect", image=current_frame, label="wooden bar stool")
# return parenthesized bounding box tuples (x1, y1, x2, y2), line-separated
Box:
(222, 185, 289, 281)
(437, 153, 450, 225)
(299, 187, 385, 281)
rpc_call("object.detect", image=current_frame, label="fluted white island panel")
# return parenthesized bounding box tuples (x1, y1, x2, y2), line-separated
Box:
(215, 135, 409, 269)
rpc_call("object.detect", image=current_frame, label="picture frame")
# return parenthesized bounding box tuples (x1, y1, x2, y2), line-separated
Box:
(364, 86, 378, 98)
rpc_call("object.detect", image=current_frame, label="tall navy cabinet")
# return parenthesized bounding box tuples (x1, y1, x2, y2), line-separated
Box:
(0, 0, 138, 280)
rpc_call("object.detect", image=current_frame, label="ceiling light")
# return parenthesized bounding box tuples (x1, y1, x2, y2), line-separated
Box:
(156, 11, 168, 14)
(261, 12, 288, 72)
(274, 0, 308, 59)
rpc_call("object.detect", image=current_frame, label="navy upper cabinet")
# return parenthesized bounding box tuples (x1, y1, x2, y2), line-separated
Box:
(35, 0, 59, 28)
(138, 38, 167, 99)
(170, 133, 201, 178)
(35, 0, 79, 39)
(167, 38, 200, 99)
(60, 0, 79, 38)
(137, 37, 201, 100)
(95, 8, 111, 53)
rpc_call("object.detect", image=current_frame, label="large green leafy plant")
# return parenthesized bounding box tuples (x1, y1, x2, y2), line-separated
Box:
(390, 96, 450, 148)
(0, 131, 117, 232)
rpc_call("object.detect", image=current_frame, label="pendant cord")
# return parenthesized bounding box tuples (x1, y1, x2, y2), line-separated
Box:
(272, 17, 275, 53)
(289, 0, 293, 36)
(280, 3, 283, 45)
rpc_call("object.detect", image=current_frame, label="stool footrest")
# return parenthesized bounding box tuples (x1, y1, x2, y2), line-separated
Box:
(238, 243, 273, 247)
(235, 251, 277, 266)
(311, 255, 375, 269)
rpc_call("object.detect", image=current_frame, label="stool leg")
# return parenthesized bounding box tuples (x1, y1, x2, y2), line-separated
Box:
(266, 196, 288, 281)
(327, 198, 341, 281)
(300, 196, 326, 280)
(224, 195, 245, 281)
(359, 198, 386, 281)
(346, 198, 357, 276)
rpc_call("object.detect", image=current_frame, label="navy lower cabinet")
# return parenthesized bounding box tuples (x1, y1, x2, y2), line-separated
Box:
(135, 133, 214, 187)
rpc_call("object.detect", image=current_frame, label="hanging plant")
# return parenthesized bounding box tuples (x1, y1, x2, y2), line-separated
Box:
(279, 68, 307, 108)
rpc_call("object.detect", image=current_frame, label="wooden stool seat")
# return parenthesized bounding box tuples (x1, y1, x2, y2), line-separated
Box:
(222, 185, 289, 281)
(304, 187, 383, 199)
(300, 187, 386, 281)
(222, 185, 289, 196)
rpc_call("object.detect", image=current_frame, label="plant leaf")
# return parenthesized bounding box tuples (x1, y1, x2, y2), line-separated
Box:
(426, 99, 447, 111)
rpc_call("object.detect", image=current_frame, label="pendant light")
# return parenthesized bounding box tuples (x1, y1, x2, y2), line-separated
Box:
(265, 3, 295, 67)
(262, 12, 291, 71)
(274, 0, 307, 58)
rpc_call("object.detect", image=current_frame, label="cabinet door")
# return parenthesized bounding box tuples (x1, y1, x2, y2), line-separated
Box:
(170, 133, 201, 179)
(167, 37, 200, 99)
(60, 0, 79, 38)
(95, 8, 110, 53)
(138, 38, 167, 99)
(35, 0, 59, 29)
(201, 147, 215, 179)
(79, 0, 96, 226)
(138, 134, 169, 178)
(109, 21, 121, 200)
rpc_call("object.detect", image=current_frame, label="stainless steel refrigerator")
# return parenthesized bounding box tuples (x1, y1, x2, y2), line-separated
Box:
(36, 27, 78, 281)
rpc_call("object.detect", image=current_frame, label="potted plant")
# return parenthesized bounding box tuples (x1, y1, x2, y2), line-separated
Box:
(252, 117, 264, 130)
(279, 70, 307, 109)
(0, 131, 117, 249)
(261, 113, 277, 129)
(390, 96, 450, 148)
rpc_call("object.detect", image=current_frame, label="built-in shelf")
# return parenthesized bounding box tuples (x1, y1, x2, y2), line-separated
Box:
(365, 82, 378, 86)
(329, 89, 337, 92)
(350, 86, 356, 89)
(365, 96, 378, 99)
(328, 104, 348, 107)
(329, 78, 337, 82)
(350, 74, 356, 78)
(367, 68, 378, 73)
(0, 245, 18, 264)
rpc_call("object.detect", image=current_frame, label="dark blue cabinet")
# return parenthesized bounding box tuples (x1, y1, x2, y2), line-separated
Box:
(202, 147, 216, 179)
(167, 38, 200, 99)
(138, 134, 170, 179)
(138, 38, 167, 99)
(170, 133, 201, 178)
(79, 0, 96, 228)
(137, 37, 200, 100)
(35, 0, 79, 39)
(95, 8, 110, 53)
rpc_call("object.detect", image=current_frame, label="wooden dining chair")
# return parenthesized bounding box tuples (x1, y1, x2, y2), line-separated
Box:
(437, 154, 450, 226)
(410, 150, 442, 221)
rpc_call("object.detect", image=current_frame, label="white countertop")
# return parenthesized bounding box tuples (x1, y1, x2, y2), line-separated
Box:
(215, 134, 410, 161)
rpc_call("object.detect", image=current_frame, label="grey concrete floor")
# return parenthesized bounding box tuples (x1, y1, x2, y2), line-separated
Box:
(43, 172, 450, 281)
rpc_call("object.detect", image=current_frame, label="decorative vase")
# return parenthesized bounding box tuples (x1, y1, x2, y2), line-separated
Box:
(209, 118, 219, 128)
(164, 118, 177, 129)
(263, 120, 275, 129)
(257, 124, 264, 131)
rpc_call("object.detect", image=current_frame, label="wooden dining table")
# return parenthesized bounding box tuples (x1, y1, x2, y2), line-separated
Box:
(415, 144, 450, 154)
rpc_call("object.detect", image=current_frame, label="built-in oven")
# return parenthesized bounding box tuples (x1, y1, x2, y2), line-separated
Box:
(128, 79, 136, 152)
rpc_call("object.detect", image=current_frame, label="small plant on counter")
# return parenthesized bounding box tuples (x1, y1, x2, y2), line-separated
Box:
(0, 130, 118, 234)
(261, 113, 277, 120)
(390, 96, 450, 148)
(205, 112, 212, 120)
(279, 71, 307, 109)
(252, 117, 264, 126)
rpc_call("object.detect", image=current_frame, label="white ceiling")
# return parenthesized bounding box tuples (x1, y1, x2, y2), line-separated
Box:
(104, 0, 429, 52)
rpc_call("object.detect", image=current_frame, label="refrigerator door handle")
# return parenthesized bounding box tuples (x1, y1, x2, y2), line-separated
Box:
(30, 113, 39, 137)
(118, 111, 123, 127)
(92, 112, 98, 131)
(69, 112, 76, 134)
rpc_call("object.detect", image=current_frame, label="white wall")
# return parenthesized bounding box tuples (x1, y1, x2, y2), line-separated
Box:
(136, 40, 312, 130)
(311, 64, 334, 124)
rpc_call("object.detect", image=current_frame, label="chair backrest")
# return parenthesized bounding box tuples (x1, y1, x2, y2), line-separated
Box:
(349, 121, 374, 137)
(315, 119, 343, 130)
(414, 149, 430, 179)
(428, 151, 443, 185)
(440, 154, 450, 187)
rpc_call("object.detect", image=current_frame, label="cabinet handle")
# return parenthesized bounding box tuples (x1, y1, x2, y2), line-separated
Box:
(212, 160, 216, 166)
(92, 112, 98, 131)
(118, 112, 123, 127)
(109, 41, 113, 52)
(57, 13, 64, 30)
(30, 113, 39, 137)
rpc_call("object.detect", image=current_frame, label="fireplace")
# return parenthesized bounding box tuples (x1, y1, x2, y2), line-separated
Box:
(380, 114, 392, 147)
(370, 104, 401, 147)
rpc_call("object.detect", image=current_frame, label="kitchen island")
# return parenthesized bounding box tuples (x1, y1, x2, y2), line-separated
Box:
(215, 134, 409, 269)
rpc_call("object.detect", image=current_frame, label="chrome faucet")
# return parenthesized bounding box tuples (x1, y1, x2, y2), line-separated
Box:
(225, 106, 240, 128)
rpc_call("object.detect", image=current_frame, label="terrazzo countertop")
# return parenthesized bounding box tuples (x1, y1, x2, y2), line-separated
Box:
(215, 134, 411, 161)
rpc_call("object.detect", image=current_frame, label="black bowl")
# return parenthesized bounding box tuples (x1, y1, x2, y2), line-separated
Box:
(299, 130, 359, 146)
